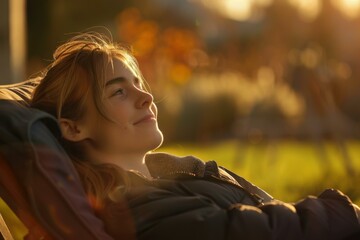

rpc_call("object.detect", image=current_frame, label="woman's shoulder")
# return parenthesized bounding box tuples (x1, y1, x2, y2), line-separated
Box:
(144, 152, 273, 205)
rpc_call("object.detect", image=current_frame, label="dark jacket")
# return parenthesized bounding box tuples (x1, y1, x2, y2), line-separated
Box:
(1, 99, 359, 240)
(100, 152, 360, 240)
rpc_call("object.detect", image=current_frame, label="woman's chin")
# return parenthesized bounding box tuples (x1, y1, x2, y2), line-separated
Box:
(150, 130, 164, 151)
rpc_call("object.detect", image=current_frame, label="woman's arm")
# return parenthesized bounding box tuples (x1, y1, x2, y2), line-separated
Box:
(116, 186, 360, 240)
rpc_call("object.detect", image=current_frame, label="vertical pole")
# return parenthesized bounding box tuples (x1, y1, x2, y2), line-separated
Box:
(9, 0, 26, 83)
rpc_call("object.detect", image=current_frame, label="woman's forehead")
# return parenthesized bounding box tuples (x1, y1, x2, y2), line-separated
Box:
(104, 58, 137, 83)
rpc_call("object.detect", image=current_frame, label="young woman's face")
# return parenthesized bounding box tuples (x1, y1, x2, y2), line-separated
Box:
(79, 58, 163, 160)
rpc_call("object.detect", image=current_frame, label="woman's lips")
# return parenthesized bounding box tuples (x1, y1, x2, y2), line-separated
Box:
(134, 114, 156, 125)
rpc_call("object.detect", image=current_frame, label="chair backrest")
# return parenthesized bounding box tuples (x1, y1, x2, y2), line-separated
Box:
(0, 80, 114, 239)
(0, 212, 14, 240)
(0, 152, 50, 240)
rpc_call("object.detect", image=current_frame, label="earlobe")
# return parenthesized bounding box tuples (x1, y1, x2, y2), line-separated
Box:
(59, 118, 87, 142)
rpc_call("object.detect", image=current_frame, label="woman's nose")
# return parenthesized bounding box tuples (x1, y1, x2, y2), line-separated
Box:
(135, 89, 153, 109)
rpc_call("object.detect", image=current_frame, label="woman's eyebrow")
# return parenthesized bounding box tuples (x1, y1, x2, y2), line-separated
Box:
(105, 77, 126, 87)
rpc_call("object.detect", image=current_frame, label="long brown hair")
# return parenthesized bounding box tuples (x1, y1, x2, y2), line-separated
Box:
(31, 32, 147, 207)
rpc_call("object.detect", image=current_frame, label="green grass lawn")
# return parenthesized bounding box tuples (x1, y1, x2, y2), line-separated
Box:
(1, 139, 360, 239)
(157, 139, 360, 204)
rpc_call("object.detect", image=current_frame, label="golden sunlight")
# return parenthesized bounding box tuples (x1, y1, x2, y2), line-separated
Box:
(223, 0, 252, 21)
(194, 0, 360, 21)
(287, 0, 322, 21)
(197, 0, 273, 21)
(331, 0, 360, 19)
(199, 0, 251, 21)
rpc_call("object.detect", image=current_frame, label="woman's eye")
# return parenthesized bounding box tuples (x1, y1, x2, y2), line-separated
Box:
(113, 88, 126, 96)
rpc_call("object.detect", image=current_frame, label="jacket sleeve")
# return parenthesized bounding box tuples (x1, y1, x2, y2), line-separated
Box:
(122, 187, 360, 240)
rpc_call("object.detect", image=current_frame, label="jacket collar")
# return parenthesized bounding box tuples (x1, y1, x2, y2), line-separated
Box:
(145, 152, 206, 178)
(145, 152, 273, 204)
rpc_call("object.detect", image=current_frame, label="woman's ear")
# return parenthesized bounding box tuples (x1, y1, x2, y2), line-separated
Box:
(59, 118, 88, 142)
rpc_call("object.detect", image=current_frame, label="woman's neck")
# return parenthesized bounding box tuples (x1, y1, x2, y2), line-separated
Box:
(88, 150, 152, 178)
(116, 156, 152, 178)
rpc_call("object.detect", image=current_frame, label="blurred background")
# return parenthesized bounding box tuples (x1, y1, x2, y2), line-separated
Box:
(1, 0, 360, 237)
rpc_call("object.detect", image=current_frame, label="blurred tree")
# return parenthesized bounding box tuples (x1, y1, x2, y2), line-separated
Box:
(24, 0, 360, 145)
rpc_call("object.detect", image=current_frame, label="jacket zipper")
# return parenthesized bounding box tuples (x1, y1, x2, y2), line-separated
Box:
(161, 171, 265, 206)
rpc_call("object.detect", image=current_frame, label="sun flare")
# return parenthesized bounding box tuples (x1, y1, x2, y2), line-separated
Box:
(332, 0, 360, 19)
(193, 0, 360, 21)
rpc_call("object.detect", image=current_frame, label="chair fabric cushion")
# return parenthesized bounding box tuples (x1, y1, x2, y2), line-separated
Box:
(0, 100, 113, 240)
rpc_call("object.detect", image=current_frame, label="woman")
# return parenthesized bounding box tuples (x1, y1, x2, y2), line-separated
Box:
(30, 32, 360, 239)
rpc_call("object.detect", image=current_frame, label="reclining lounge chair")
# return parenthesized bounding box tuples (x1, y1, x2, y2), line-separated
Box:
(0, 79, 114, 239)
